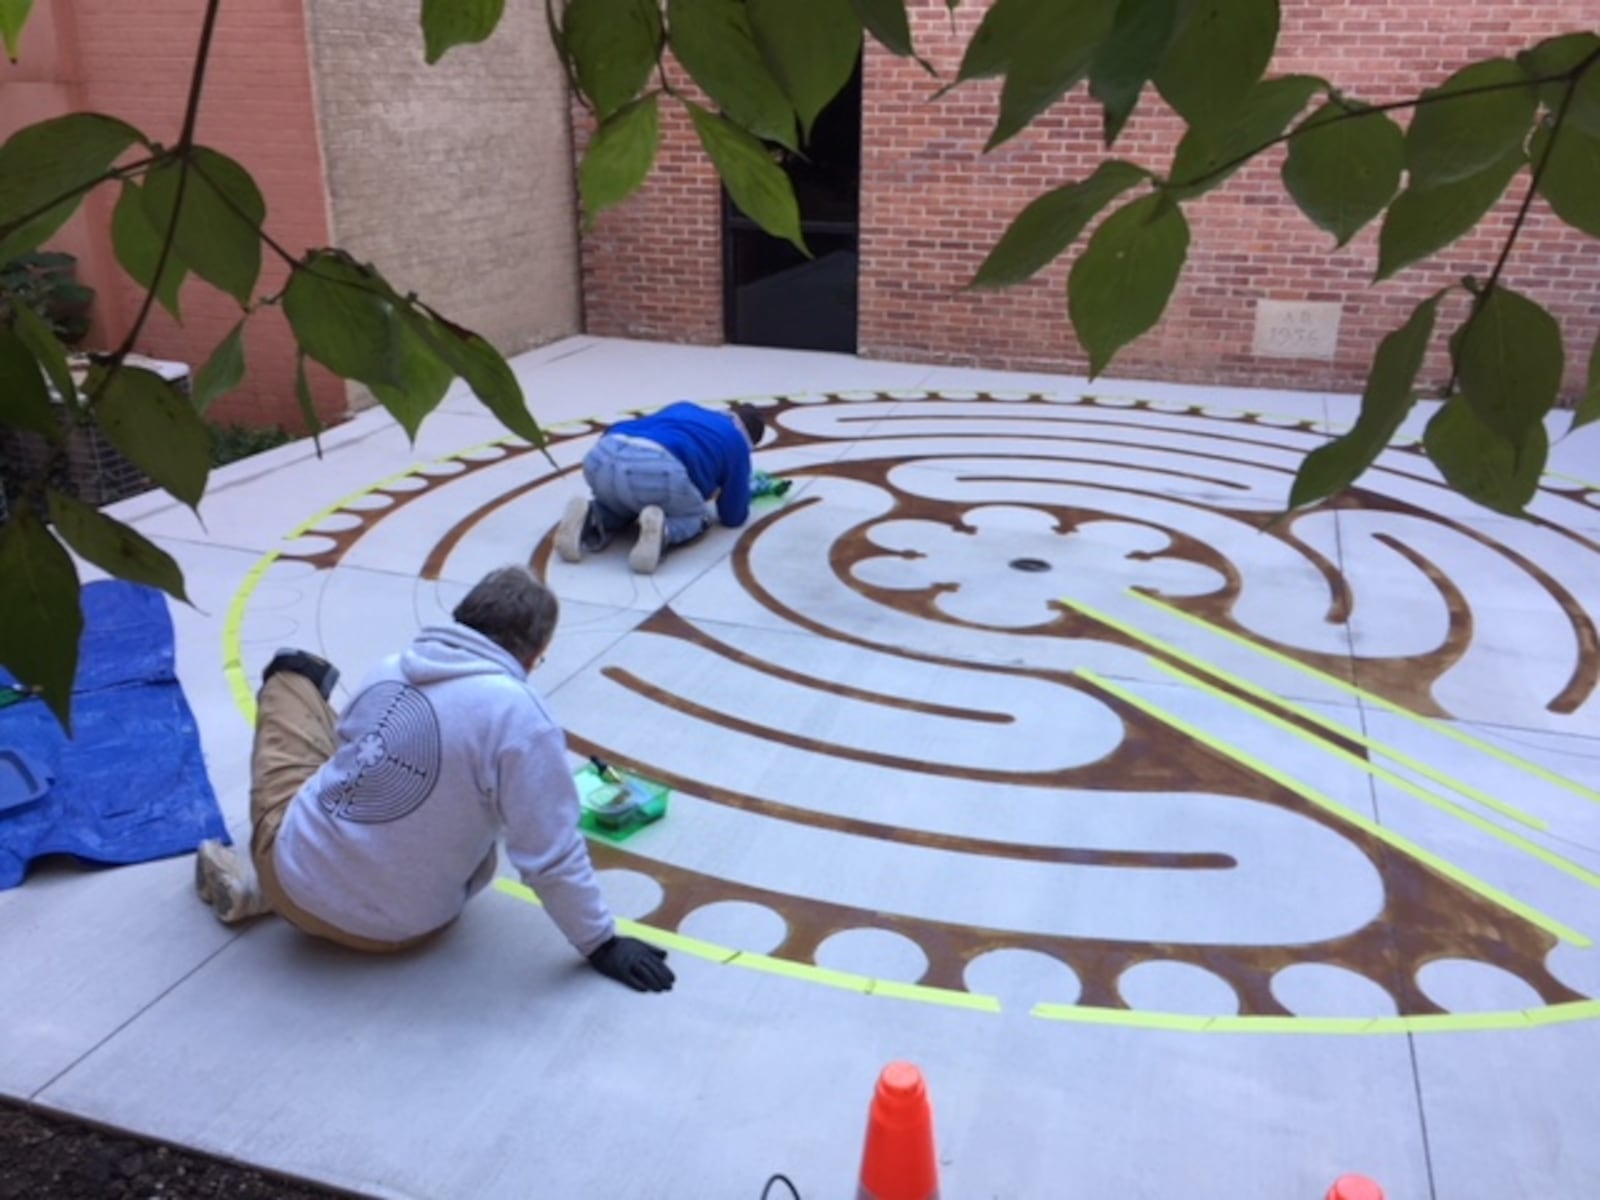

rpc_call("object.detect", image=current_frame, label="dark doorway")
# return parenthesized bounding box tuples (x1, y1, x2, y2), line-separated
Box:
(724, 61, 862, 353)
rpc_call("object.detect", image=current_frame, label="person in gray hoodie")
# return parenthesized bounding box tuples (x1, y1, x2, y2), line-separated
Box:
(193, 566, 673, 993)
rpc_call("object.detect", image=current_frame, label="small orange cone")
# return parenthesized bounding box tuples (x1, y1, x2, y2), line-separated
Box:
(857, 1061, 940, 1200)
(1326, 1175, 1385, 1200)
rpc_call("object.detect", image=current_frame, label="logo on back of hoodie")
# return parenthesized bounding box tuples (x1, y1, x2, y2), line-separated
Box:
(316, 682, 442, 823)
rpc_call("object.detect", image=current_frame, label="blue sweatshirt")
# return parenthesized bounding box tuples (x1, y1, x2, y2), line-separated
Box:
(609, 402, 753, 527)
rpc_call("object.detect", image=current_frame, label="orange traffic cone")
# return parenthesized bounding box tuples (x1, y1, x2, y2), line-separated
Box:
(1327, 1175, 1385, 1200)
(857, 1061, 940, 1200)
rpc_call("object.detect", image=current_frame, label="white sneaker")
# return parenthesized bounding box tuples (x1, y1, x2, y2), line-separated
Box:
(630, 506, 665, 574)
(194, 840, 272, 925)
(555, 496, 590, 563)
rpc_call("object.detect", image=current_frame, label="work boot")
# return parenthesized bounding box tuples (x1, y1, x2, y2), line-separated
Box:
(630, 505, 665, 574)
(194, 840, 272, 924)
(556, 496, 607, 562)
(262, 648, 339, 699)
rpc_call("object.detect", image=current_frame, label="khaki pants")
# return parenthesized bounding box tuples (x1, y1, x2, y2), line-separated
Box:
(249, 673, 495, 953)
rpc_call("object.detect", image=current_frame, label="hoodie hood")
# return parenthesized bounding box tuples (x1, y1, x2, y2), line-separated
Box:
(399, 623, 527, 686)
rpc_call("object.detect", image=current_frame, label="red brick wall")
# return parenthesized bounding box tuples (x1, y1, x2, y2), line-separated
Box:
(581, 0, 1600, 396)
(70, 0, 343, 430)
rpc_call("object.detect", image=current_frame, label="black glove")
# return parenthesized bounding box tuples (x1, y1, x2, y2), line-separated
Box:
(588, 935, 675, 992)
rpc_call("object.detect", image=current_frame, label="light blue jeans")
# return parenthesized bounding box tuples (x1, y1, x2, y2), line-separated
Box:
(583, 434, 711, 547)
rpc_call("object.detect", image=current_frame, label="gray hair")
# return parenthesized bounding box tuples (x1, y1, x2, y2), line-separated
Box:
(453, 567, 559, 662)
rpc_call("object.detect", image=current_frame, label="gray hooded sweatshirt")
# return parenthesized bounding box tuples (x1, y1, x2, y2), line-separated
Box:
(273, 623, 615, 953)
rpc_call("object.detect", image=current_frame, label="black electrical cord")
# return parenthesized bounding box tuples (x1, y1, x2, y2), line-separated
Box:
(759, 1173, 802, 1200)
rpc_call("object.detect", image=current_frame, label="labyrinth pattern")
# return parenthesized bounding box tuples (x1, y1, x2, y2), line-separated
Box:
(232, 392, 1600, 1029)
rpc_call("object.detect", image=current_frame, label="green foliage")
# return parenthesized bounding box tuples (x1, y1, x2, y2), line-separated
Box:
(1090, 0, 1178, 146)
(666, 0, 797, 149)
(1154, 0, 1280, 130)
(849, 0, 914, 60)
(112, 181, 185, 321)
(421, 0, 506, 65)
(0, 499, 82, 728)
(580, 95, 662, 224)
(1405, 59, 1539, 188)
(47, 488, 189, 604)
(191, 318, 248, 413)
(971, 160, 1147, 288)
(1578, 336, 1600, 432)
(1424, 399, 1547, 517)
(0, 324, 60, 441)
(1281, 102, 1404, 246)
(1451, 286, 1564, 441)
(208, 421, 291, 467)
(93, 365, 212, 510)
(142, 148, 264, 307)
(748, 0, 862, 141)
(686, 101, 807, 254)
(1068, 194, 1190, 377)
(0, 114, 144, 262)
(1168, 74, 1322, 197)
(1532, 119, 1600, 238)
(1376, 146, 1524, 282)
(0, 251, 95, 344)
(1290, 293, 1443, 509)
(0, 0, 34, 61)
(561, 0, 663, 120)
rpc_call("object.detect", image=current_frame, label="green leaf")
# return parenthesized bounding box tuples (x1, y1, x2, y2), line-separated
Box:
(563, 0, 663, 120)
(1531, 120, 1600, 238)
(1290, 292, 1443, 508)
(956, 0, 1035, 80)
(0, 113, 142, 261)
(1282, 102, 1404, 246)
(580, 94, 662, 225)
(47, 488, 189, 604)
(9, 300, 75, 410)
(369, 313, 454, 442)
(1450, 287, 1564, 442)
(421, 0, 506, 64)
(1405, 59, 1539, 188)
(111, 181, 186, 322)
(748, 0, 861, 142)
(1575, 335, 1600, 432)
(1153, 0, 1280, 130)
(1, 0, 34, 60)
(667, 0, 796, 149)
(294, 353, 325, 456)
(191, 319, 248, 414)
(1376, 144, 1523, 281)
(986, 0, 1119, 150)
(971, 160, 1148, 288)
(1518, 32, 1600, 138)
(93, 365, 212, 509)
(1089, 0, 1178, 146)
(0, 499, 81, 730)
(1424, 398, 1548, 517)
(284, 253, 404, 389)
(686, 101, 807, 254)
(142, 147, 265, 306)
(1068, 194, 1190, 377)
(850, 0, 913, 58)
(411, 310, 547, 448)
(0, 325, 60, 441)
(1167, 73, 1323, 198)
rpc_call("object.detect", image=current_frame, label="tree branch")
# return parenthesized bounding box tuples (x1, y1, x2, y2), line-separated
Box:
(103, 0, 225, 373)
(1168, 61, 1593, 195)
(0, 156, 158, 244)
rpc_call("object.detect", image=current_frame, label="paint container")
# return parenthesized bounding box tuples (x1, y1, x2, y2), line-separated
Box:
(576, 763, 670, 842)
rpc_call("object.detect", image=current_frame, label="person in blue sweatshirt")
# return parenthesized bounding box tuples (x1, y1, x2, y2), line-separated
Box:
(555, 401, 766, 574)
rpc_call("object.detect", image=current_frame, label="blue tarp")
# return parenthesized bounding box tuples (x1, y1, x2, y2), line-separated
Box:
(0, 580, 225, 889)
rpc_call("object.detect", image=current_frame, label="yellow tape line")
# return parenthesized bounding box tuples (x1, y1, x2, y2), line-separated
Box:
(1031, 1000, 1600, 1035)
(1133, 593, 1600, 807)
(1145, 658, 1600, 892)
(492, 880, 1003, 1013)
(1078, 669, 1590, 947)
(1066, 598, 1545, 830)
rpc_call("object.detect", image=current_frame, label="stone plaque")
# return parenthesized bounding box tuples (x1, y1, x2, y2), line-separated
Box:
(1252, 300, 1343, 360)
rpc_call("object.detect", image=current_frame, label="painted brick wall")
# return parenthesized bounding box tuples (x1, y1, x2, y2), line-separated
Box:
(304, 0, 582, 379)
(581, 0, 1600, 396)
(71, 0, 344, 430)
